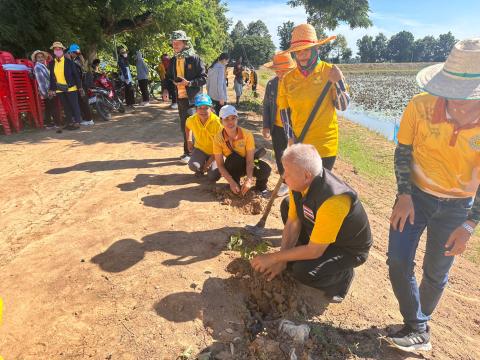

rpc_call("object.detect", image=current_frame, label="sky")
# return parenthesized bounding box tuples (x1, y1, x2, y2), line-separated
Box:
(226, 0, 480, 54)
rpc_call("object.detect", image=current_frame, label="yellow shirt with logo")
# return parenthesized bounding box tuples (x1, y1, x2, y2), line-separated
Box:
(213, 127, 255, 158)
(54, 56, 77, 93)
(288, 191, 352, 244)
(278, 61, 338, 157)
(398, 92, 480, 198)
(176, 57, 188, 99)
(186, 112, 223, 155)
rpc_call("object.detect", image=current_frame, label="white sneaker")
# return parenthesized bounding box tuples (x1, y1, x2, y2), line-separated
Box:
(143, 102, 150, 106)
(80, 120, 94, 126)
(170, 103, 178, 109)
(180, 155, 190, 164)
(277, 183, 289, 197)
(192, 161, 201, 171)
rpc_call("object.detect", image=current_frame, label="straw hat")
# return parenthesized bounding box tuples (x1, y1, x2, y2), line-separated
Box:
(170, 30, 191, 42)
(417, 38, 480, 100)
(263, 52, 296, 71)
(282, 23, 336, 53)
(49, 41, 66, 50)
(31, 50, 50, 62)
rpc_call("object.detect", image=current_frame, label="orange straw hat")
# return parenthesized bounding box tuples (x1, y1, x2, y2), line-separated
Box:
(282, 23, 336, 53)
(263, 52, 296, 71)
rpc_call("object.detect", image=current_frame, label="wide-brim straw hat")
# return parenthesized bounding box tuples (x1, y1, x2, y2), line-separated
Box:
(281, 23, 336, 53)
(31, 50, 50, 62)
(49, 41, 66, 50)
(170, 30, 191, 42)
(263, 52, 296, 71)
(417, 38, 480, 100)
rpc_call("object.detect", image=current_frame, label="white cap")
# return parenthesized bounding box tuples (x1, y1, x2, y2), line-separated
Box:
(219, 104, 238, 119)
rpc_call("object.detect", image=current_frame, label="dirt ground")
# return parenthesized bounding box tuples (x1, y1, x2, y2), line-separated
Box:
(0, 92, 479, 359)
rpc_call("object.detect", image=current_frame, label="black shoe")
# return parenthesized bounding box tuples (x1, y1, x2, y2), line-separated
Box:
(387, 325, 432, 352)
(254, 147, 266, 159)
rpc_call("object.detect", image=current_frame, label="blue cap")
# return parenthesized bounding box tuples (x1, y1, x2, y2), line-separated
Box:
(68, 43, 80, 53)
(194, 94, 212, 107)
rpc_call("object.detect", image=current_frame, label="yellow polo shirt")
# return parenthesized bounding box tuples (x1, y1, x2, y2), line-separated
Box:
(185, 112, 222, 155)
(274, 78, 284, 128)
(278, 61, 339, 157)
(176, 57, 188, 99)
(53, 56, 77, 93)
(288, 192, 352, 244)
(213, 127, 255, 158)
(398, 93, 480, 198)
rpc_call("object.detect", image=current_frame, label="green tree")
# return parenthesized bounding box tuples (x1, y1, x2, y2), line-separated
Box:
(312, 25, 333, 60)
(433, 32, 457, 61)
(246, 20, 270, 38)
(372, 33, 388, 62)
(230, 21, 247, 44)
(330, 34, 350, 63)
(356, 35, 374, 63)
(341, 48, 353, 63)
(277, 21, 295, 51)
(413, 36, 436, 62)
(387, 31, 415, 62)
(288, 0, 372, 30)
(231, 35, 275, 66)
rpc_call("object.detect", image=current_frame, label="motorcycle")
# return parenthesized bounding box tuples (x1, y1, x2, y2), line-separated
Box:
(93, 73, 125, 113)
(88, 87, 114, 121)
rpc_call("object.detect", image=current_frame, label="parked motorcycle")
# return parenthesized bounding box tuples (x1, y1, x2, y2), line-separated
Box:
(88, 87, 113, 121)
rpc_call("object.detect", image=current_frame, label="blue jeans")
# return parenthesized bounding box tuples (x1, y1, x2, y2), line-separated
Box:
(387, 187, 472, 332)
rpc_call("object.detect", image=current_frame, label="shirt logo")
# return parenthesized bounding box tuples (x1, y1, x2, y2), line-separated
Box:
(469, 134, 480, 151)
(303, 205, 315, 223)
(188, 64, 193, 70)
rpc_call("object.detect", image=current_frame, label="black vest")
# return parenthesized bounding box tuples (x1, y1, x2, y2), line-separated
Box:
(292, 170, 372, 258)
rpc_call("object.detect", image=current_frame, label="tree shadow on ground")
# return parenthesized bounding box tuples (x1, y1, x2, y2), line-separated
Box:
(141, 183, 216, 209)
(117, 173, 205, 191)
(90, 227, 282, 272)
(46, 157, 182, 174)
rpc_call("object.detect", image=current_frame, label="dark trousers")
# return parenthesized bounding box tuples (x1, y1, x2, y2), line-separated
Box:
(138, 79, 150, 102)
(124, 82, 135, 106)
(44, 97, 60, 126)
(280, 196, 361, 297)
(188, 148, 218, 180)
(177, 98, 196, 155)
(271, 125, 288, 175)
(211, 152, 271, 191)
(322, 156, 336, 171)
(167, 80, 177, 103)
(212, 100, 224, 115)
(78, 93, 93, 121)
(58, 91, 82, 124)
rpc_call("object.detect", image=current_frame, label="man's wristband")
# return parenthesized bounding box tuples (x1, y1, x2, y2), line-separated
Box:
(462, 222, 475, 235)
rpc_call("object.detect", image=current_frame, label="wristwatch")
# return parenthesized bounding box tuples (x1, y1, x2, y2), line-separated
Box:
(462, 222, 475, 235)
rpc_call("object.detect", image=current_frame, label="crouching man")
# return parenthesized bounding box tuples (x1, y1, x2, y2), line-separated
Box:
(185, 94, 222, 178)
(211, 105, 271, 196)
(251, 144, 372, 302)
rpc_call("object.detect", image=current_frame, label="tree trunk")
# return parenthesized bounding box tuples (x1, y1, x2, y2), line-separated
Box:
(101, 11, 154, 36)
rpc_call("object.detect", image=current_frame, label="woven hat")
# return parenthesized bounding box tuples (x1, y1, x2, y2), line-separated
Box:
(31, 50, 50, 62)
(263, 52, 296, 71)
(282, 24, 336, 53)
(219, 105, 238, 119)
(417, 38, 480, 100)
(49, 41, 66, 50)
(170, 30, 191, 42)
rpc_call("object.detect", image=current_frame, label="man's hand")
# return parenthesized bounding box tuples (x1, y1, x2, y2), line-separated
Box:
(445, 222, 474, 256)
(262, 128, 271, 140)
(263, 262, 286, 281)
(229, 180, 240, 194)
(241, 177, 253, 196)
(187, 140, 194, 153)
(288, 138, 294, 147)
(162, 89, 169, 101)
(202, 160, 212, 173)
(328, 64, 343, 84)
(390, 194, 415, 232)
(48, 90, 56, 98)
(79, 88, 85, 97)
(175, 77, 190, 87)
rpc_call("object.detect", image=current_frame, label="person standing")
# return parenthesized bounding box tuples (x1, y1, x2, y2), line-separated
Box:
(386, 39, 480, 353)
(136, 50, 150, 106)
(118, 48, 135, 112)
(206, 53, 229, 115)
(48, 41, 83, 130)
(262, 52, 296, 197)
(166, 30, 207, 164)
(32, 50, 60, 129)
(278, 23, 350, 171)
(233, 61, 244, 106)
(68, 43, 94, 126)
(249, 66, 258, 96)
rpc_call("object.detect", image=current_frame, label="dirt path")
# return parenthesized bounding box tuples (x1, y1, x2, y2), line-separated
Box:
(0, 100, 479, 360)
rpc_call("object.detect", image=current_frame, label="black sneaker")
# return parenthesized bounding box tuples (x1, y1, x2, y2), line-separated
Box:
(387, 325, 432, 352)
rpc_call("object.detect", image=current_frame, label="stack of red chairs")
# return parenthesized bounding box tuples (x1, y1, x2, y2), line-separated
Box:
(0, 51, 15, 134)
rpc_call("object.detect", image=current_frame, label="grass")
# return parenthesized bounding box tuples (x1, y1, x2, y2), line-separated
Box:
(257, 67, 274, 88)
(338, 118, 395, 180)
(237, 90, 263, 114)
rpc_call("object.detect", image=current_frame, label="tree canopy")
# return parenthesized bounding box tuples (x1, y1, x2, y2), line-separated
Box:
(229, 20, 275, 66)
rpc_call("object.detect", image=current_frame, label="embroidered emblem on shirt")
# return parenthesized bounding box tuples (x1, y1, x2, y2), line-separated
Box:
(303, 205, 315, 223)
(469, 134, 480, 151)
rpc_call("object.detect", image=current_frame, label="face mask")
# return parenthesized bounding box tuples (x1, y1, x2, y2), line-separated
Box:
(54, 49, 63, 58)
(122, 53, 128, 58)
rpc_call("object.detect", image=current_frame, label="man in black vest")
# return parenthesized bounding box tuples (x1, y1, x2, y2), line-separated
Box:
(251, 144, 372, 302)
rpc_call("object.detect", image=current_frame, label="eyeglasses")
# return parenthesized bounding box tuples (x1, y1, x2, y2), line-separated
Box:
(197, 106, 210, 110)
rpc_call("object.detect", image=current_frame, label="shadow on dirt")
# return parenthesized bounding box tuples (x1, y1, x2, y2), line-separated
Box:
(117, 173, 204, 191)
(46, 157, 182, 174)
(90, 227, 282, 272)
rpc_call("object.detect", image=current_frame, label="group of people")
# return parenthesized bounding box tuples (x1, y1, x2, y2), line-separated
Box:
(166, 25, 480, 353)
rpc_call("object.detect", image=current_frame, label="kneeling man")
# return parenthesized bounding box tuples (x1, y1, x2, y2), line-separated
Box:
(251, 144, 372, 302)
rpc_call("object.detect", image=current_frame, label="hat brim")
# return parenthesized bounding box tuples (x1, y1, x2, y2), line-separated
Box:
(263, 61, 296, 71)
(31, 51, 50, 61)
(50, 44, 66, 50)
(417, 63, 480, 100)
(280, 35, 336, 54)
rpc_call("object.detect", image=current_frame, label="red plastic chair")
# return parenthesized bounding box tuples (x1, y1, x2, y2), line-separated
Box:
(16, 59, 34, 68)
(0, 97, 11, 135)
(6, 70, 40, 131)
(0, 51, 15, 65)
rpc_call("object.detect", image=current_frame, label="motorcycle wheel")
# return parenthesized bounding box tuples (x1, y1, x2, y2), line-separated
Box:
(96, 98, 112, 121)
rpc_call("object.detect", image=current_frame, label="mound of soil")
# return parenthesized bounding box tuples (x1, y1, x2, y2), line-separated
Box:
(213, 185, 267, 215)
